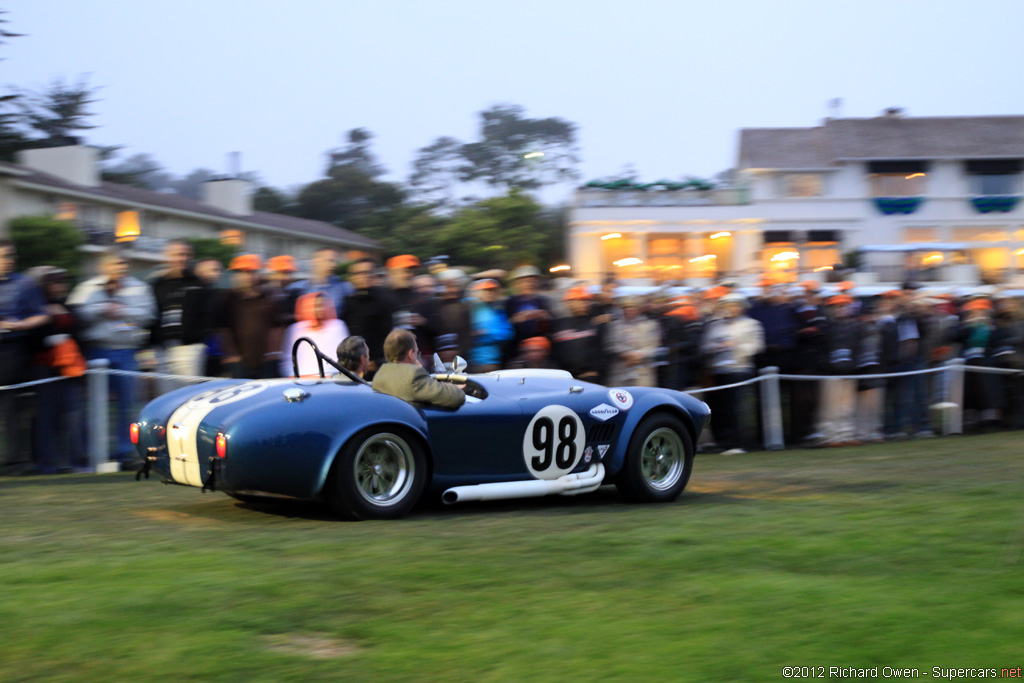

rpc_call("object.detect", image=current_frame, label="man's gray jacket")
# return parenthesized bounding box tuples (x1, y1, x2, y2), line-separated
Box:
(372, 362, 465, 409)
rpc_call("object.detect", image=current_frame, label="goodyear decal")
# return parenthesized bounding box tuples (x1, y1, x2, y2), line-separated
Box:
(589, 403, 619, 421)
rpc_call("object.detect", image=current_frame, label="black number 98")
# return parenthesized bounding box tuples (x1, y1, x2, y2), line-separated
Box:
(531, 416, 578, 471)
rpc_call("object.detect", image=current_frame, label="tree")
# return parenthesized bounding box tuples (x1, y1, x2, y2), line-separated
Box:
(0, 9, 22, 48)
(16, 75, 98, 143)
(409, 104, 580, 200)
(409, 135, 465, 207)
(101, 152, 173, 190)
(252, 186, 296, 215)
(0, 10, 26, 161)
(462, 104, 580, 189)
(430, 189, 561, 270)
(373, 203, 447, 257)
(8, 215, 84, 275)
(169, 168, 217, 200)
(185, 238, 237, 267)
(0, 90, 25, 161)
(294, 129, 408, 236)
(296, 167, 406, 231)
(327, 127, 384, 178)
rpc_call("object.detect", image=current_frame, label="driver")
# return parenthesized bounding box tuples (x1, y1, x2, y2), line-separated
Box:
(372, 328, 465, 409)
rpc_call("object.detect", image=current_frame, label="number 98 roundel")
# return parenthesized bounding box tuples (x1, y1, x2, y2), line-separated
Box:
(522, 405, 586, 480)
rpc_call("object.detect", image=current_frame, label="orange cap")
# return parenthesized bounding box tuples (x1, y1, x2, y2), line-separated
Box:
(520, 336, 551, 351)
(563, 286, 591, 301)
(963, 299, 992, 311)
(667, 304, 699, 321)
(470, 278, 500, 291)
(837, 280, 855, 292)
(267, 255, 297, 273)
(828, 294, 853, 305)
(704, 285, 730, 300)
(229, 254, 263, 272)
(386, 254, 420, 269)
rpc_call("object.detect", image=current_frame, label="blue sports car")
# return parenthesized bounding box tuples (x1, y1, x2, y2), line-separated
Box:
(131, 340, 710, 519)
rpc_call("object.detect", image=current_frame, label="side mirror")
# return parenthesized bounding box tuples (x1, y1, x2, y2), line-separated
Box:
(432, 353, 446, 374)
(453, 356, 468, 374)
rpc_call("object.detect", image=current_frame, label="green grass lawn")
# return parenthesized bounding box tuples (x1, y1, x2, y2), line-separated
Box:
(2, 433, 1023, 682)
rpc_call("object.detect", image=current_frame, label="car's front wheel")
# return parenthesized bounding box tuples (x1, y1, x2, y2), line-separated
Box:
(615, 413, 694, 503)
(327, 428, 426, 520)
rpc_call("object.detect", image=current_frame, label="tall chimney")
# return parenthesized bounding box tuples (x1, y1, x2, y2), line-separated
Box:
(18, 145, 101, 187)
(202, 177, 252, 216)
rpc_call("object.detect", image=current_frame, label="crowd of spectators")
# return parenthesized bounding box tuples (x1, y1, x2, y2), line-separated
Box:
(2, 235, 1023, 473)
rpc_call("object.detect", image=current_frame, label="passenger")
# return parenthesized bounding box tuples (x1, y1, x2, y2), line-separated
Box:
(336, 335, 370, 379)
(372, 328, 465, 409)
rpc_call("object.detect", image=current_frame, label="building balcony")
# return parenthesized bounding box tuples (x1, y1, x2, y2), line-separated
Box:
(969, 195, 1022, 213)
(873, 197, 925, 215)
(576, 187, 751, 208)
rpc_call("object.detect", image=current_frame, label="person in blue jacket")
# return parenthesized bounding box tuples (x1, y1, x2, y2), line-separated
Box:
(466, 278, 513, 373)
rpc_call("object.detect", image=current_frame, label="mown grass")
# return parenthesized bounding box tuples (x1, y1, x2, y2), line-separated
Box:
(1, 433, 1023, 682)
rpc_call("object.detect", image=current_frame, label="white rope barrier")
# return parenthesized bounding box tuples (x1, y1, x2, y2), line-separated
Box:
(104, 368, 217, 383)
(962, 365, 1024, 376)
(685, 376, 762, 395)
(777, 367, 948, 381)
(0, 375, 79, 391)
(1, 363, 1020, 393)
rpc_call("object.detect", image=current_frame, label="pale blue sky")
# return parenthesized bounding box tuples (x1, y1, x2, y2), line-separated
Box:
(5, 0, 1023, 201)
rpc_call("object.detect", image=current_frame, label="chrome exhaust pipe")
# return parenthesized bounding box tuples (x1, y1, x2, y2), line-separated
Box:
(442, 463, 605, 505)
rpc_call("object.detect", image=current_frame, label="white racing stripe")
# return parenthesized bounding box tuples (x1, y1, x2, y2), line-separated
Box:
(164, 381, 277, 486)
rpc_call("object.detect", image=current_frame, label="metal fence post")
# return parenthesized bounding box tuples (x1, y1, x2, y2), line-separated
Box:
(87, 358, 111, 471)
(943, 358, 965, 435)
(758, 366, 785, 451)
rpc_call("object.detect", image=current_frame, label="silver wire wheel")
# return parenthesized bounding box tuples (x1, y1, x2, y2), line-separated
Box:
(640, 427, 685, 492)
(352, 433, 416, 507)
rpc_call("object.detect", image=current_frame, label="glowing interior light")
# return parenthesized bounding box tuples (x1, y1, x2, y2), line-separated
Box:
(601, 233, 622, 240)
(613, 258, 643, 267)
(1015, 248, 1024, 256)
(905, 173, 925, 180)
(549, 265, 571, 272)
(524, 152, 545, 159)
(710, 232, 732, 239)
(770, 252, 800, 262)
(814, 266, 834, 272)
(689, 255, 717, 263)
(923, 254, 944, 264)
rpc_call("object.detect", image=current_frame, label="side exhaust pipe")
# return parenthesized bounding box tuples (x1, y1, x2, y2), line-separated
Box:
(442, 463, 605, 505)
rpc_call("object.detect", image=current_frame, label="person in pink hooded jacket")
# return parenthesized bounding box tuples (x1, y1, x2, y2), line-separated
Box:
(280, 291, 349, 377)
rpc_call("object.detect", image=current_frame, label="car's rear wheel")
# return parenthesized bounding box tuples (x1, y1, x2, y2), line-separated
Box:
(615, 413, 694, 503)
(327, 428, 426, 520)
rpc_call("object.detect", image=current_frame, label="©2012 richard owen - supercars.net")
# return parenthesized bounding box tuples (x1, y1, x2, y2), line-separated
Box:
(130, 338, 711, 520)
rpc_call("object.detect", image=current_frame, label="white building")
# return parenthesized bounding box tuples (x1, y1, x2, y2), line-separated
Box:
(0, 145, 379, 271)
(569, 113, 1024, 288)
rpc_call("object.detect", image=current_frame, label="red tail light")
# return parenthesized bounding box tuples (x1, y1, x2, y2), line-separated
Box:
(155, 425, 166, 439)
(129, 423, 140, 444)
(216, 433, 228, 459)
